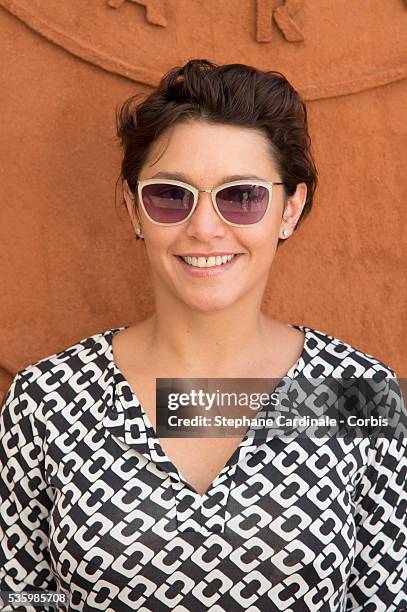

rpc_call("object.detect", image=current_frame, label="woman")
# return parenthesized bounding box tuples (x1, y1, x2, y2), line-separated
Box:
(0, 60, 405, 611)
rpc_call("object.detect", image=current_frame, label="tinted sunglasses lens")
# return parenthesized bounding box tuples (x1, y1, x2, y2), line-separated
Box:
(216, 184, 269, 224)
(141, 183, 194, 223)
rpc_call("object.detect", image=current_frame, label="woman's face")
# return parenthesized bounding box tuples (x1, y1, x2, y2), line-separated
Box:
(123, 119, 307, 312)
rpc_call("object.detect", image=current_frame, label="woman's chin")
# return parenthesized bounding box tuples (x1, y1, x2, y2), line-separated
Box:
(181, 293, 237, 313)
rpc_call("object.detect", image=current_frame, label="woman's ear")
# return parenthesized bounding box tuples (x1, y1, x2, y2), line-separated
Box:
(280, 182, 307, 235)
(123, 180, 140, 230)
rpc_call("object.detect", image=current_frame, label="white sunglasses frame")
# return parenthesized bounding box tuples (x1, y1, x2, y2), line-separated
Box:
(136, 178, 285, 228)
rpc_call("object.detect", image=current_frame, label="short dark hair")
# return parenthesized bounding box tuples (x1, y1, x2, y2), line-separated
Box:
(116, 59, 318, 246)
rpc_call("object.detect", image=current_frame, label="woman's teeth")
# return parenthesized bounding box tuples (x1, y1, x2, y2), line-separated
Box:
(181, 254, 237, 268)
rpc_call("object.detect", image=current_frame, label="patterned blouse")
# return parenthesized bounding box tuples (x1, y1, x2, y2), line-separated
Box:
(0, 325, 406, 611)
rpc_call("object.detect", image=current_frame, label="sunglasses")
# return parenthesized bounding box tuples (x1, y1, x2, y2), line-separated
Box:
(136, 178, 285, 227)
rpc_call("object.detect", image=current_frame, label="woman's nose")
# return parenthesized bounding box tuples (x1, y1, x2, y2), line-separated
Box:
(184, 191, 227, 239)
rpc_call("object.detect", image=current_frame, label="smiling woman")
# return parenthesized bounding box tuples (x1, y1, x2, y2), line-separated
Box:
(1, 59, 406, 612)
(121, 119, 307, 312)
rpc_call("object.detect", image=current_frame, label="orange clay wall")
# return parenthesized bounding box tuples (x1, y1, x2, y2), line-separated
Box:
(0, 1, 406, 399)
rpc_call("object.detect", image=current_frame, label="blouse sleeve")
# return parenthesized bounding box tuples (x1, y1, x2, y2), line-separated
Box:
(345, 374, 407, 611)
(0, 370, 58, 610)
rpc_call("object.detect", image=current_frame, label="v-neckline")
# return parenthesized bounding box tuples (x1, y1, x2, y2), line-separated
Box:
(106, 324, 310, 500)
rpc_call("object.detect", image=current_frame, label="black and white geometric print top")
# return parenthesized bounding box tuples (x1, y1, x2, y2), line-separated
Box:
(0, 324, 406, 612)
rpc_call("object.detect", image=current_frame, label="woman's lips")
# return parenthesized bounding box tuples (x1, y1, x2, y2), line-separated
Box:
(175, 254, 243, 277)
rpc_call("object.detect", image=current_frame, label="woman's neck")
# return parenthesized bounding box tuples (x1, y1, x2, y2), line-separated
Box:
(140, 308, 281, 377)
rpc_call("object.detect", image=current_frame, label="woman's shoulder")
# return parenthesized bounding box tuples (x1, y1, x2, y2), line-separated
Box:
(295, 324, 397, 379)
(21, 327, 121, 371)
(11, 327, 124, 401)
(293, 325, 404, 435)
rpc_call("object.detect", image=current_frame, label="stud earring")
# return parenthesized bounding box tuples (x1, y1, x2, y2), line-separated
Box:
(282, 229, 290, 237)
(135, 226, 144, 239)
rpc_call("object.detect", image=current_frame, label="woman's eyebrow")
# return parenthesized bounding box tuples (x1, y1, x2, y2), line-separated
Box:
(150, 171, 267, 182)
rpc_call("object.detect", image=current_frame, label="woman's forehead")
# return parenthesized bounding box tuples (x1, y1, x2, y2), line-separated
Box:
(140, 119, 278, 181)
